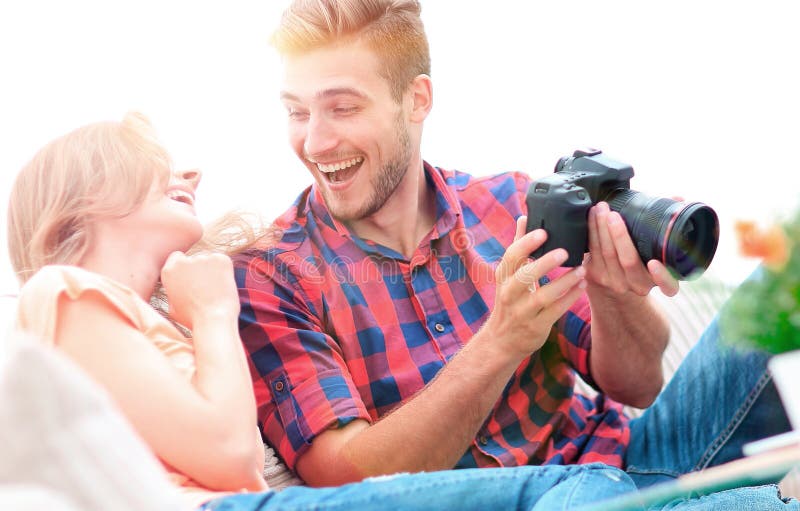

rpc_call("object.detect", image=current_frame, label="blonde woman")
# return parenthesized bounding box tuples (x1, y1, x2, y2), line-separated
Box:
(7, 113, 637, 511)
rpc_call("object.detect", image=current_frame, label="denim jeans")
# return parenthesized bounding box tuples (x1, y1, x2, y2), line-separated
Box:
(626, 316, 793, 489)
(199, 463, 637, 511)
(203, 280, 798, 510)
(580, 313, 798, 510)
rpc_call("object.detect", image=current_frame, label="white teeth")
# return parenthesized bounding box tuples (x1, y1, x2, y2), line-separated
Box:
(167, 190, 194, 205)
(316, 156, 363, 173)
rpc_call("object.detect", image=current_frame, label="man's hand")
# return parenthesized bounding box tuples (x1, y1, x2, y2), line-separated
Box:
(582, 201, 672, 407)
(583, 202, 679, 298)
(485, 216, 587, 359)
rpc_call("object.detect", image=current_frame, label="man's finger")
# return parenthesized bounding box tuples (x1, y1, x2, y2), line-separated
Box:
(531, 266, 586, 306)
(648, 260, 680, 297)
(587, 205, 602, 256)
(497, 228, 547, 283)
(514, 216, 527, 242)
(594, 203, 625, 282)
(512, 248, 568, 292)
(537, 284, 587, 327)
(607, 211, 654, 292)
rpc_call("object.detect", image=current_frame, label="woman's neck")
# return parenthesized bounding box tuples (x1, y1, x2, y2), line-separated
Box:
(79, 236, 164, 301)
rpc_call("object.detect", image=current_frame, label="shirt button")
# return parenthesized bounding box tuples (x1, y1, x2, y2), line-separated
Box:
(434, 323, 445, 333)
(478, 435, 488, 446)
(274, 381, 285, 392)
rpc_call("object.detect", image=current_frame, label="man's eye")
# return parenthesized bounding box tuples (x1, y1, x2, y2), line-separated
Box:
(287, 109, 309, 121)
(334, 106, 359, 115)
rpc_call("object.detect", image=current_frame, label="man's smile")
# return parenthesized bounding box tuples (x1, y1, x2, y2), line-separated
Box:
(314, 156, 364, 184)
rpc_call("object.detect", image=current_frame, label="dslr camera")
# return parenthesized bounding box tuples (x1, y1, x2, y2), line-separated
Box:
(525, 149, 719, 279)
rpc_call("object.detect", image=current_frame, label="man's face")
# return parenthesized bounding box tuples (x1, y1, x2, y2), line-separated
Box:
(281, 40, 413, 222)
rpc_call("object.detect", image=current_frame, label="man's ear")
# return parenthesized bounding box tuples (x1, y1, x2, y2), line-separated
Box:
(408, 74, 433, 123)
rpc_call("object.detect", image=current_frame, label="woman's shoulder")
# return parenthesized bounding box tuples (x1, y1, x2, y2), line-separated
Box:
(24, 265, 137, 300)
(25, 264, 91, 284)
(18, 265, 150, 339)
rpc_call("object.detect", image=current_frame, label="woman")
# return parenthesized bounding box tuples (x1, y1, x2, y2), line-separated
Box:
(7, 113, 635, 511)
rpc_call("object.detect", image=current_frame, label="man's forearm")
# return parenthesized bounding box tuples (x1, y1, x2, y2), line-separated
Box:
(297, 327, 527, 485)
(296, 227, 588, 486)
(588, 288, 670, 408)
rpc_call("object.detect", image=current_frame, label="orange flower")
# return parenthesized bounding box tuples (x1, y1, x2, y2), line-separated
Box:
(734, 220, 790, 270)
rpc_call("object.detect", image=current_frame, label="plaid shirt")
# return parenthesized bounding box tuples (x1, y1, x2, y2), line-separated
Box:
(235, 162, 629, 472)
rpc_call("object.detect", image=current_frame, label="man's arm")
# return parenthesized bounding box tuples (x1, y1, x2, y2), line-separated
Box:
(584, 202, 677, 408)
(293, 219, 587, 486)
(296, 324, 533, 485)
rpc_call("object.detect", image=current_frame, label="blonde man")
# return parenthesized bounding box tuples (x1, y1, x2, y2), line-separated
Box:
(235, 0, 795, 508)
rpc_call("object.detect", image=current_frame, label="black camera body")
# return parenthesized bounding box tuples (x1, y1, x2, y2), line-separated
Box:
(525, 149, 719, 279)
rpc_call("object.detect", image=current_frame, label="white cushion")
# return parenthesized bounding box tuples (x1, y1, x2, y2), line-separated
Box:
(1, 484, 81, 511)
(0, 295, 18, 366)
(0, 333, 183, 511)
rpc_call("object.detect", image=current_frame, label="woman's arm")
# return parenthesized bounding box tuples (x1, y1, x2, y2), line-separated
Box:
(56, 253, 266, 492)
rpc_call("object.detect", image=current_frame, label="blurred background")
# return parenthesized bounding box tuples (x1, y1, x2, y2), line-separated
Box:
(1, 0, 798, 301)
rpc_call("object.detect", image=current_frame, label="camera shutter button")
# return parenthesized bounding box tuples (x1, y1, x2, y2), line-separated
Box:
(577, 191, 586, 200)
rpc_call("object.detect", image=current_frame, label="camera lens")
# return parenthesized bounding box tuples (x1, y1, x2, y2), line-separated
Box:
(605, 190, 719, 279)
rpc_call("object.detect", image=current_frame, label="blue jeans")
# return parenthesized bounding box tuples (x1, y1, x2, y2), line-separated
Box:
(626, 316, 792, 489)
(204, 289, 797, 510)
(594, 313, 797, 510)
(199, 463, 637, 511)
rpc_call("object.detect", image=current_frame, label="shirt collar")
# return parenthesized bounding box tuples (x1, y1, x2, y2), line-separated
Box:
(306, 161, 463, 257)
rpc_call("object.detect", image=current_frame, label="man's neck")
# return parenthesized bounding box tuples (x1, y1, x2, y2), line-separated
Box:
(346, 162, 436, 260)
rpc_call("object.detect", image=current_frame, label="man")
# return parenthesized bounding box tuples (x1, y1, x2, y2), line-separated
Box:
(234, 0, 792, 505)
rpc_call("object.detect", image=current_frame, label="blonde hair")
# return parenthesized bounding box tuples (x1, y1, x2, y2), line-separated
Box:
(272, 0, 431, 101)
(7, 112, 172, 284)
(190, 210, 281, 257)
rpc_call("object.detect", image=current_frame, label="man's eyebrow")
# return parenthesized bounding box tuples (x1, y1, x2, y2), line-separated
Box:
(280, 88, 368, 102)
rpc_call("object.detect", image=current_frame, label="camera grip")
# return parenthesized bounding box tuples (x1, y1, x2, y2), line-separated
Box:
(525, 182, 592, 266)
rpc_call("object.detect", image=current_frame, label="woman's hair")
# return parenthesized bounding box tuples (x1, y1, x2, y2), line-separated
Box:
(7, 112, 172, 284)
(190, 210, 280, 258)
(272, 0, 430, 101)
(8, 110, 281, 321)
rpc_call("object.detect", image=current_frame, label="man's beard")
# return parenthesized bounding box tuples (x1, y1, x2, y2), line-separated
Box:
(326, 115, 412, 222)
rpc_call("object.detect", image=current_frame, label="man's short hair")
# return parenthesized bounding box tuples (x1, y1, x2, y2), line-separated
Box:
(272, 0, 431, 101)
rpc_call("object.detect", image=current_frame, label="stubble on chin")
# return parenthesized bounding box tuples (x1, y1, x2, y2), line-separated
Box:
(325, 122, 412, 223)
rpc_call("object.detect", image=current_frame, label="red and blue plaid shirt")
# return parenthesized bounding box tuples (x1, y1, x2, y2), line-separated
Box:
(235, 162, 629, 472)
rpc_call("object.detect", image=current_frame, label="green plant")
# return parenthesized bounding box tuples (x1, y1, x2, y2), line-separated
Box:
(720, 210, 800, 354)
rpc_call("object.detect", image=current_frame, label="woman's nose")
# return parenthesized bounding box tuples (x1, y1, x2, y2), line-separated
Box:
(177, 168, 202, 188)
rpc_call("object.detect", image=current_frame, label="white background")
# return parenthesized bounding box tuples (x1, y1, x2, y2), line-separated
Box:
(1, 0, 798, 299)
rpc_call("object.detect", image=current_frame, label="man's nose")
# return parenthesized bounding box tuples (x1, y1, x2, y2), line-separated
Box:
(303, 115, 338, 158)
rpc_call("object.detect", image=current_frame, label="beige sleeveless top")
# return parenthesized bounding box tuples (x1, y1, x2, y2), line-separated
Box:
(15, 265, 265, 509)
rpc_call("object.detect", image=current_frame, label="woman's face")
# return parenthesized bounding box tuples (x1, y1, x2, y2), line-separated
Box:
(105, 168, 204, 255)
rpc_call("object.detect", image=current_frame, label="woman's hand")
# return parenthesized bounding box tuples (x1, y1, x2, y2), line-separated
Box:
(160, 252, 240, 330)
